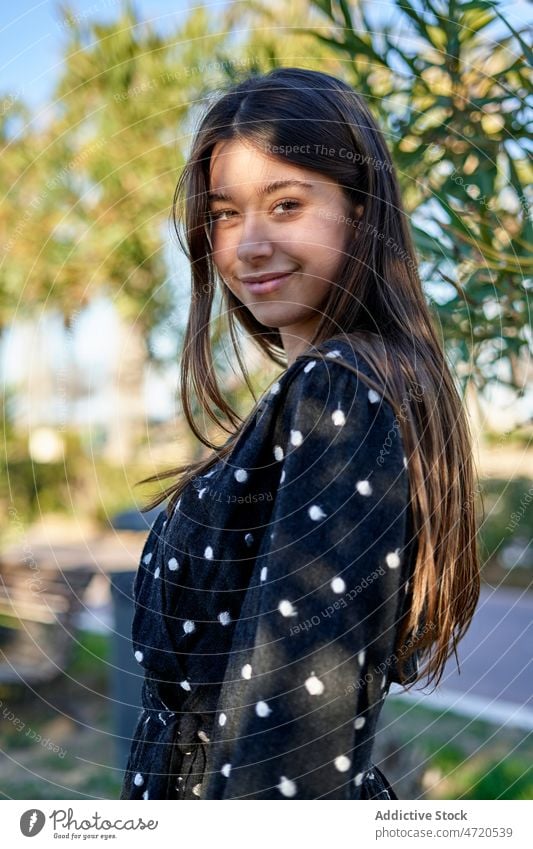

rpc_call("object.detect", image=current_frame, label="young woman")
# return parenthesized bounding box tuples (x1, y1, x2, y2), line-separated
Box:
(119, 67, 479, 800)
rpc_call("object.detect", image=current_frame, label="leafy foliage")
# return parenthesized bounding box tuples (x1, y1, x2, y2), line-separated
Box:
(300, 0, 532, 392)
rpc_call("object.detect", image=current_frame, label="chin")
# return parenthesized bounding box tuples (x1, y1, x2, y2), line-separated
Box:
(246, 305, 306, 328)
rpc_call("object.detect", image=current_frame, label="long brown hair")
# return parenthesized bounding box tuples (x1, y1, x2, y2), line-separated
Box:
(139, 67, 479, 692)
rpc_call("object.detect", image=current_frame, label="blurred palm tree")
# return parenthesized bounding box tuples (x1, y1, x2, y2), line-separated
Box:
(300, 0, 532, 395)
(2, 2, 240, 461)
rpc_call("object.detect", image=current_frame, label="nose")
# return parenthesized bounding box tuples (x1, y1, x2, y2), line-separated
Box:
(236, 212, 274, 264)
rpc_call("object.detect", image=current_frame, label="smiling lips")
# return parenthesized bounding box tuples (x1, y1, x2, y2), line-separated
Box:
(240, 270, 295, 293)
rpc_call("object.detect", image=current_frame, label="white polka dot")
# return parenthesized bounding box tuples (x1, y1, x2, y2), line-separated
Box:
(305, 674, 325, 695)
(358, 650, 366, 666)
(235, 468, 248, 482)
(244, 532, 254, 546)
(332, 407, 346, 426)
(192, 783, 202, 796)
(356, 480, 372, 496)
(197, 487, 207, 499)
(270, 381, 281, 394)
(142, 789, 149, 799)
(403, 455, 408, 468)
(290, 429, 303, 446)
(405, 580, 410, 594)
(168, 557, 179, 571)
(334, 755, 351, 773)
(221, 763, 232, 778)
(278, 775, 298, 797)
(204, 546, 214, 560)
(278, 599, 296, 617)
(303, 360, 316, 372)
(218, 610, 231, 626)
(273, 445, 284, 461)
(354, 772, 364, 786)
(331, 576, 346, 594)
(180, 679, 191, 691)
(255, 700, 272, 717)
(134, 773, 144, 786)
(134, 650, 143, 663)
(326, 349, 341, 358)
(260, 567, 268, 582)
(354, 716, 366, 730)
(241, 663, 252, 679)
(368, 388, 381, 404)
(308, 504, 327, 520)
(183, 620, 195, 634)
(280, 468, 286, 484)
(218, 712, 227, 726)
(386, 549, 401, 569)
(143, 552, 152, 565)
(154, 566, 160, 579)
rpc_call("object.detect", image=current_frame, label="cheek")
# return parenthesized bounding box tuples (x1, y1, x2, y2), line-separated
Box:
(216, 268, 237, 295)
(211, 228, 237, 257)
(211, 241, 231, 267)
(326, 219, 348, 247)
(329, 223, 352, 263)
(312, 231, 348, 270)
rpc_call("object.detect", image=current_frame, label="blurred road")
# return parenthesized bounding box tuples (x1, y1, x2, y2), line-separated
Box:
(391, 585, 533, 730)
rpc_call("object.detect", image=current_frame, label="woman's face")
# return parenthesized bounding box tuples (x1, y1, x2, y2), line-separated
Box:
(207, 138, 361, 365)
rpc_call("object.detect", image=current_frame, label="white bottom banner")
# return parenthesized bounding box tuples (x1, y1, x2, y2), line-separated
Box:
(2, 799, 532, 848)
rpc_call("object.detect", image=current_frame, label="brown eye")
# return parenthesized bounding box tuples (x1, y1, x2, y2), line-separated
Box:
(209, 209, 236, 222)
(272, 200, 300, 215)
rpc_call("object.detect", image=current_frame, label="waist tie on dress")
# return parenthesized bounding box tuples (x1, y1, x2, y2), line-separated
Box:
(143, 676, 212, 797)
(361, 763, 399, 800)
(165, 710, 212, 798)
(143, 676, 212, 741)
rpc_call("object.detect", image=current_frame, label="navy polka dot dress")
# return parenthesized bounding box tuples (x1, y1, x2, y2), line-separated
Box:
(119, 337, 419, 800)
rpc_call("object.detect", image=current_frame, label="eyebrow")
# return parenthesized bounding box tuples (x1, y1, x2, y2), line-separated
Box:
(207, 179, 314, 204)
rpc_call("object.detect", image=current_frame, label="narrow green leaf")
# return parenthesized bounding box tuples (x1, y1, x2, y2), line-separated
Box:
(338, 0, 354, 31)
(492, 8, 533, 65)
(310, 0, 335, 17)
(394, 0, 436, 47)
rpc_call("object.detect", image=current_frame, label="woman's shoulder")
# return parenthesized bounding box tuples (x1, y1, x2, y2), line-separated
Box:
(281, 335, 392, 418)
(263, 335, 402, 472)
(141, 508, 168, 560)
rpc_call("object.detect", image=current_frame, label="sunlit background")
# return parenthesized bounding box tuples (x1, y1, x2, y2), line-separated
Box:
(0, 0, 531, 801)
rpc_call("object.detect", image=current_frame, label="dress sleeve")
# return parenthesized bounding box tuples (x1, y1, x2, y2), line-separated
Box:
(208, 353, 413, 799)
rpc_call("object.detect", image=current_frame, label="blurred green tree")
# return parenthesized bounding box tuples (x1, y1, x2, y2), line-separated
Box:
(297, 0, 532, 395)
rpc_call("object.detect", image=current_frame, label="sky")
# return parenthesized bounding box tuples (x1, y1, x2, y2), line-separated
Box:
(1, 0, 528, 112)
(0, 0, 209, 118)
